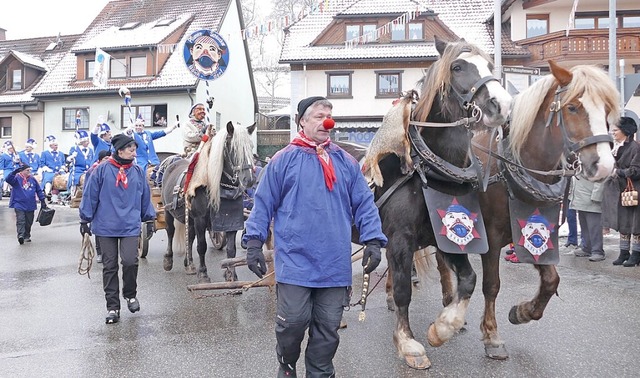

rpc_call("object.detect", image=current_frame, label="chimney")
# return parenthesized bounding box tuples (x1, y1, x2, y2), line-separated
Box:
(0, 28, 6, 41)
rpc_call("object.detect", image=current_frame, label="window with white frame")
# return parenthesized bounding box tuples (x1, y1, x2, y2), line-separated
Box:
(327, 71, 353, 98)
(130, 56, 147, 77)
(121, 104, 167, 128)
(0, 117, 12, 138)
(11, 69, 22, 90)
(63, 108, 90, 131)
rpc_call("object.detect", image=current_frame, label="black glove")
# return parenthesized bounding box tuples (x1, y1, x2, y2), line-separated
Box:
(40, 200, 48, 209)
(246, 239, 267, 278)
(362, 241, 382, 274)
(80, 222, 92, 237)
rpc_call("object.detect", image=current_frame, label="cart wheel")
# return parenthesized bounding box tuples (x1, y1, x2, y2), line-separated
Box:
(140, 225, 150, 258)
(211, 231, 227, 250)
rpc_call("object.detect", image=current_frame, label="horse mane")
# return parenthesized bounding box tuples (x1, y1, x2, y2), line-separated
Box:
(198, 124, 254, 211)
(509, 64, 620, 162)
(413, 40, 493, 122)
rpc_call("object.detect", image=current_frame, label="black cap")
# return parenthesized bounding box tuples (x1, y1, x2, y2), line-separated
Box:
(296, 96, 327, 126)
(97, 149, 112, 161)
(111, 134, 137, 152)
(17, 163, 31, 173)
(619, 116, 638, 137)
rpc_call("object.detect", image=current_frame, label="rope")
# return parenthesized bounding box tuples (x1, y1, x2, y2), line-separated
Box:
(78, 234, 95, 278)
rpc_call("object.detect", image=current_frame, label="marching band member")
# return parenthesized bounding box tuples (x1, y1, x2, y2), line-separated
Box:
(67, 130, 94, 196)
(19, 138, 42, 178)
(91, 121, 113, 163)
(128, 114, 177, 174)
(2, 140, 22, 196)
(39, 135, 67, 201)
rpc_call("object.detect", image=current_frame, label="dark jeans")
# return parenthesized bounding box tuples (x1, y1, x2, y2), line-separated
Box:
(98, 236, 139, 311)
(566, 208, 578, 246)
(15, 209, 35, 239)
(578, 211, 604, 255)
(275, 283, 350, 378)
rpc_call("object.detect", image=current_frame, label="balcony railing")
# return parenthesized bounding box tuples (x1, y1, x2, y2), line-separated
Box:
(518, 28, 640, 66)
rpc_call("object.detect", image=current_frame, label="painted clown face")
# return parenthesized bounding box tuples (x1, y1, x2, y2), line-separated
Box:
(441, 207, 475, 246)
(191, 36, 221, 74)
(521, 218, 552, 257)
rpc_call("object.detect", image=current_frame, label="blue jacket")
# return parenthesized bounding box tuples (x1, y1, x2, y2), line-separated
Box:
(6, 170, 45, 211)
(19, 150, 41, 172)
(90, 133, 111, 164)
(68, 145, 94, 186)
(2, 152, 21, 179)
(243, 143, 387, 288)
(39, 149, 67, 186)
(133, 130, 167, 172)
(79, 159, 155, 237)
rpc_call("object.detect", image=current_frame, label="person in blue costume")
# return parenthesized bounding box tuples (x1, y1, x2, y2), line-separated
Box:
(2, 140, 21, 196)
(90, 121, 113, 163)
(39, 135, 67, 200)
(127, 114, 177, 175)
(243, 96, 387, 378)
(6, 164, 47, 244)
(67, 130, 94, 196)
(18, 138, 42, 179)
(80, 134, 155, 325)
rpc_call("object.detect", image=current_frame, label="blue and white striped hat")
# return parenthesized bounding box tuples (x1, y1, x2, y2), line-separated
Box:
(75, 130, 90, 144)
(45, 135, 57, 145)
(25, 138, 37, 148)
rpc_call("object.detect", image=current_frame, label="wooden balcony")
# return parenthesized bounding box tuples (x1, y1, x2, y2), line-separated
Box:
(518, 28, 640, 66)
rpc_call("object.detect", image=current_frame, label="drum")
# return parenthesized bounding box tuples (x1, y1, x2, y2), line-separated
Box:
(52, 173, 69, 191)
(79, 173, 86, 188)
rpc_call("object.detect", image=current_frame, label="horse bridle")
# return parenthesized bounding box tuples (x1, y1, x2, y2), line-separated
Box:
(220, 143, 253, 195)
(545, 84, 613, 171)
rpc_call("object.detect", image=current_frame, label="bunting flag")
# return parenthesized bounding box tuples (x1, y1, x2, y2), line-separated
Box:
(566, 0, 580, 37)
(92, 48, 111, 88)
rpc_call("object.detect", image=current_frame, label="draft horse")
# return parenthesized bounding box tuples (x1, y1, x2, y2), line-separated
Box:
(438, 61, 620, 359)
(374, 37, 512, 369)
(161, 122, 255, 283)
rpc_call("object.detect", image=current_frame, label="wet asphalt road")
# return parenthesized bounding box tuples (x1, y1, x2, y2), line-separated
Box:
(2, 202, 640, 377)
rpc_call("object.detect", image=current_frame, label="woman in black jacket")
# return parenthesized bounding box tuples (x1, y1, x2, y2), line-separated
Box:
(602, 116, 640, 266)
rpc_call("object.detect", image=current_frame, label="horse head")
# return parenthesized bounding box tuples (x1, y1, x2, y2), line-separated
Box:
(414, 37, 512, 128)
(205, 121, 256, 210)
(509, 60, 619, 182)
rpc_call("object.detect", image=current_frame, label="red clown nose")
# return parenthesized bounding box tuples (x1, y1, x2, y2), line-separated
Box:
(323, 118, 335, 130)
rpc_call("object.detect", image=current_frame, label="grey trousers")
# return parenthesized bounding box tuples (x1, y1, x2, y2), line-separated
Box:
(275, 283, 350, 378)
(578, 210, 604, 255)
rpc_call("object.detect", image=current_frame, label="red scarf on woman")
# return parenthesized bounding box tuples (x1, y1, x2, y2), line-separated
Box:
(290, 131, 337, 191)
(108, 157, 133, 189)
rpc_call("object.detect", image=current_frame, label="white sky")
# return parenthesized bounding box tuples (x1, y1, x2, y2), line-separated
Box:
(1, 0, 111, 40)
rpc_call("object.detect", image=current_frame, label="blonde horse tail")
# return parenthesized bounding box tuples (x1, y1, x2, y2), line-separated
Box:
(413, 246, 436, 281)
(174, 220, 186, 256)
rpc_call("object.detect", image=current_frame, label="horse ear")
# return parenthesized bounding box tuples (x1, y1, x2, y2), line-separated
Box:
(435, 35, 447, 56)
(226, 121, 234, 135)
(246, 123, 257, 135)
(548, 60, 572, 87)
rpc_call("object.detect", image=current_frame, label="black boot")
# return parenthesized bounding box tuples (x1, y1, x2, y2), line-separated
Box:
(623, 251, 640, 267)
(613, 250, 630, 265)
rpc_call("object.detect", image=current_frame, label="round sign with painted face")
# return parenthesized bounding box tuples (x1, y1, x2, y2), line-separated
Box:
(183, 29, 229, 81)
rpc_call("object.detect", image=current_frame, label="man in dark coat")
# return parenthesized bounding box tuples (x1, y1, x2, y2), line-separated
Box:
(6, 164, 47, 244)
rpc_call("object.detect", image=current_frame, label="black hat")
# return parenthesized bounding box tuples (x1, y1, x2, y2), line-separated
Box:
(17, 163, 31, 173)
(619, 116, 638, 137)
(111, 134, 137, 152)
(296, 96, 327, 126)
(97, 149, 112, 161)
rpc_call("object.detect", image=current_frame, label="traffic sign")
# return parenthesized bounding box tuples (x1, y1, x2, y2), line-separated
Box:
(502, 66, 540, 75)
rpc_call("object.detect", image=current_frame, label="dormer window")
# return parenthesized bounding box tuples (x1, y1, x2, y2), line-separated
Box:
(11, 69, 22, 90)
(391, 22, 423, 41)
(155, 18, 175, 27)
(120, 22, 141, 30)
(346, 24, 378, 43)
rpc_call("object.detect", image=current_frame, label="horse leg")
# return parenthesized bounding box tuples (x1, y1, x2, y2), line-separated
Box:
(388, 240, 431, 370)
(435, 249, 454, 307)
(195, 218, 210, 283)
(385, 268, 395, 311)
(223, 230, 238, 282)
(480, 244, 509, 359)
(509, 264, 560, 324)
(427, 251, 476, 348)
(184, 218, 197, 275)
(163, 212, 175, 271)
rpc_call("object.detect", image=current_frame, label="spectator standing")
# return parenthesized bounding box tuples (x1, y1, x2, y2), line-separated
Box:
(83, 149, 112, 264)
(5, 164, 47, 244)
(570, 174, 606, 262)
(603, 116, 640, 266)
(242, 96, 387, 377)
(79, 134, 155, 324)
(2, 140, 21, 196)
(67, 130, 94, 196)
(39, 135, 67, 201)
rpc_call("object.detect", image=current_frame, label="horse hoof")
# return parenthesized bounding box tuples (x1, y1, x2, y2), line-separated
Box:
(404, 355, 431, 370)
(427, 323, 445, 347)
(163, 258, 173, 271)
(485, 343, 509, 360)
(185, 265, 197, 275)
(508, 306, 521, 325)
(386, 297, 396, 311)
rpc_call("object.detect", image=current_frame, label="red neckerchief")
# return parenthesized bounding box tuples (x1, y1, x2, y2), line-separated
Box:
(290, 131, 337, 191)
(19, 172, 29, 187)
(107, 157, 133, 189)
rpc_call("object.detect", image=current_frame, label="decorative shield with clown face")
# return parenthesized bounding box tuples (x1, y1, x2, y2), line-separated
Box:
(183, 29, 229, 81)
(508, 199, 560, 264)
